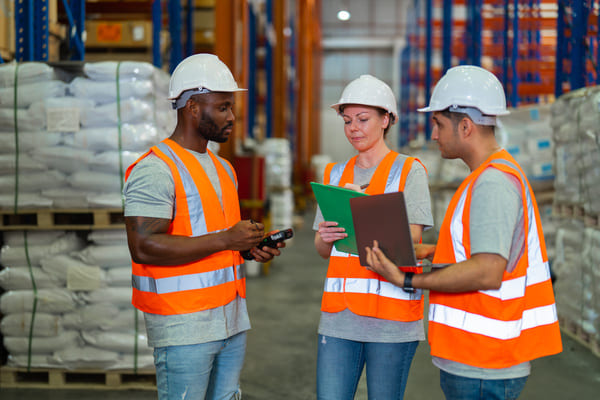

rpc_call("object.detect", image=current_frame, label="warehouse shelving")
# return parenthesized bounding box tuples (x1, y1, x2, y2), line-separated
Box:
(399, 0, 596, 144)
(555, 0, 600, 96)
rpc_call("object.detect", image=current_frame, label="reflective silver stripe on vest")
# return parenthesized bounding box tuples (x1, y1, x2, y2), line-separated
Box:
(445, 158, 552, 302)
(324, 277, 422, 301)
(133, 264, 245, 294)
(212, 153, 237, 188)
(156, 142, 207, 237)
(328, 161, 349, 186)
(449, 184, 470, 263)
(428, 303, 558, 339)
(384, 156, 407, 192)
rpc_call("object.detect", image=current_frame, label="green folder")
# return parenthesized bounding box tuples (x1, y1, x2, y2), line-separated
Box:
(310, 182, 369, 255)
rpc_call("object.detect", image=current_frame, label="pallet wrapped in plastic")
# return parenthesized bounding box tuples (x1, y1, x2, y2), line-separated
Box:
(0, 61, 174, 210)
(0, 229, 153, 370)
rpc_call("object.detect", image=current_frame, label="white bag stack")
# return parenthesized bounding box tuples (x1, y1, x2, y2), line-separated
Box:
(0, 61, 175, 210)
(550, 86, 600, 350)
(0, 231, 85, 368)
(497, 104, 555, 191)
(0, 229, 153, 370)
(257, 138, 295, 234)
(0, 63, 67, 209)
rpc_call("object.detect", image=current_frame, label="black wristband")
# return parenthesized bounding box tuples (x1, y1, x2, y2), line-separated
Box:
(403, 272, 415, 293)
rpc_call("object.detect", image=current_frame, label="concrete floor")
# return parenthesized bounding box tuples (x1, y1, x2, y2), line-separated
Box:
(3, 210, 600, 399)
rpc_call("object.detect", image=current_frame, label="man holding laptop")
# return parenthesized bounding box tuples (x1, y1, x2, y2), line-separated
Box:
(364, 66, 562, 400)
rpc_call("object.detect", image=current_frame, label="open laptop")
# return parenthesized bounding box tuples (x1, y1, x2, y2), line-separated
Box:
(350, 191, 448, 269)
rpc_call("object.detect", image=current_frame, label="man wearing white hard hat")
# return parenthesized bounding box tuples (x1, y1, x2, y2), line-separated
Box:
(123, 54, 283, 400)
(314, 74, 433, 399)
(365, 65, 562, 399)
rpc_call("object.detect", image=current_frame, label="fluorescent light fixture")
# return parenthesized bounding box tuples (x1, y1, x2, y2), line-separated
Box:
(337, 9, 351, 21)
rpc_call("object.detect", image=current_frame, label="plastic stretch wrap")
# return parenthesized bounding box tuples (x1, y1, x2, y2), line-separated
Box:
(0, 61, 174, 209)
(0, 229, 152, 370)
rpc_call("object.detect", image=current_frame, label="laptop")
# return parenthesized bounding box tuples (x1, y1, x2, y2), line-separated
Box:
(350, 191, 447, 268)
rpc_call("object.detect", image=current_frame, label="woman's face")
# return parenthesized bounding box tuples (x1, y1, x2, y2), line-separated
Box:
(341, 104, 389, 152)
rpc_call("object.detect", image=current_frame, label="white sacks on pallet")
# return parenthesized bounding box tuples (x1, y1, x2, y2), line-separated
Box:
(497, 104, 555, 190)
(551, 87, 600, 213)
(257, 138, 292, 189)
(0, 229, 153, 370)
(0, 61, 175, 210)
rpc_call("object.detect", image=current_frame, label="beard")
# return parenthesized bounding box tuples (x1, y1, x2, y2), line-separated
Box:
(197, 110, 233, 143)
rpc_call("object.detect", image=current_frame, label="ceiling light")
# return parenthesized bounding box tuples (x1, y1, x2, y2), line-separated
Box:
(337, 10, 351, 21)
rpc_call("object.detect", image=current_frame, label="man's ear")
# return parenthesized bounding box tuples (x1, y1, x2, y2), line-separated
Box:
(460, 117, 474, 138)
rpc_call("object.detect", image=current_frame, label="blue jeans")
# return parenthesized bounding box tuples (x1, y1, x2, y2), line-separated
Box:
(153, 332, 246, 400)
(440, 370, 528, 400)
(317, 335, 418, 400)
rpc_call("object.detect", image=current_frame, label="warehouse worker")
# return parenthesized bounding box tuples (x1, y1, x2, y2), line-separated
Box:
(365, 65, 563, 400)
(123, 54, 283, 400)
(313, 74, 433, 399)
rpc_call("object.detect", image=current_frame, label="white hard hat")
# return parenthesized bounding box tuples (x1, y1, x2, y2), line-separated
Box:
(418, 65, 509, 116)
(331, 74, 398, 126)
(168, 54, 246, 101)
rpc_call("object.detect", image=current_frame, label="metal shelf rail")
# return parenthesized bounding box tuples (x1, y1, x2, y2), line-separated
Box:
(15, 0, 84, 62)
(400, 0, 564, 145)
(13, 0, 192, 70)
(555, 0, 600, 96)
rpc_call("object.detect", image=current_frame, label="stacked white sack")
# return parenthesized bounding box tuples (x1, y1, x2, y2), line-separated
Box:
(0, 231, 85, 368)
(52, 61, 174, 208)
(0, 229, 153, 370)
(257, 138, 294, 234)
(0, 61, 175, 210)
(0, 63, 68, 209)
(550, 86, 600, 347)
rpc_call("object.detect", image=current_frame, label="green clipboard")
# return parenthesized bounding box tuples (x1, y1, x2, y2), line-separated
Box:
(310, 182, 368, 254)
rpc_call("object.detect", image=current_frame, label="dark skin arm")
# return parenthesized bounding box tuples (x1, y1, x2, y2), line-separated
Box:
(126, 216, 282, 265)
(365, 240, 506, 292)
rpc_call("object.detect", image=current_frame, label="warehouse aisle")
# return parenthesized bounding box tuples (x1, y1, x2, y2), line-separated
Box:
(2, 209, 600, 400)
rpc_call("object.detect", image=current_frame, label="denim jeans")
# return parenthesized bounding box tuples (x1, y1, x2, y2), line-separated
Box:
(316, 335, 419, 400)
(153, 331, 246, 400)
(440, 370, 528, 400)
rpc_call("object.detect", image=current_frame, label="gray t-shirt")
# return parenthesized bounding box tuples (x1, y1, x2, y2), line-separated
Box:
(123, 150, 250, 348)
(313, 157, 433, 343)
(432, 167, 531, 379)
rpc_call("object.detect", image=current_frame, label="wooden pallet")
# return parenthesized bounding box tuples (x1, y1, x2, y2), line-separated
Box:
(0, 209, 125, 230)
(0, 367, 156, 390)
(559, 317, 600, 359)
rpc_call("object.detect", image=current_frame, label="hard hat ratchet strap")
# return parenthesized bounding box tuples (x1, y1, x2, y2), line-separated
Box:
(173, 87, 212, 109)
(448, 105, 497, 126)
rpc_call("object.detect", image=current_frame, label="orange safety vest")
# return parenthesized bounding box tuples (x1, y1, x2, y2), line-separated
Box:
(125, 138, 245, 315)
(429, 150, 562, 368)
(321, 151, 425, 322)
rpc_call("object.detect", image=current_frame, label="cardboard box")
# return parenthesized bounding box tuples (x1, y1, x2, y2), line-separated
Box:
(0, 0, 15, 60)
(86, 20, 152, 48)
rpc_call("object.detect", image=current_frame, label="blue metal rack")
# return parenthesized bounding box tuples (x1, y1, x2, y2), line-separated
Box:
(400, 0, 573, 144)
(555, 0, 600, 96)
(15, 0, 84, 61)
(13, 0, 190, 69)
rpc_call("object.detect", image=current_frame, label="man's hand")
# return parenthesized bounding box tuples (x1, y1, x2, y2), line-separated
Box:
(247, 241, 286, 263)
(365, 240, 405, 286)
(225, 220, 265, 251)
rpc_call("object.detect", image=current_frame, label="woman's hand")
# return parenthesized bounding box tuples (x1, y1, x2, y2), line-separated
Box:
(365, 240, 404, 286)
(315, 221, 346, 259)
(317, 221, 347, 244)
(344, 183, 367, 193)
(415, 243, 436, 261)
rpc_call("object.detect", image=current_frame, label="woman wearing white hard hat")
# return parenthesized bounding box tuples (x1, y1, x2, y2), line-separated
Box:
(313, 74, 433, 399)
